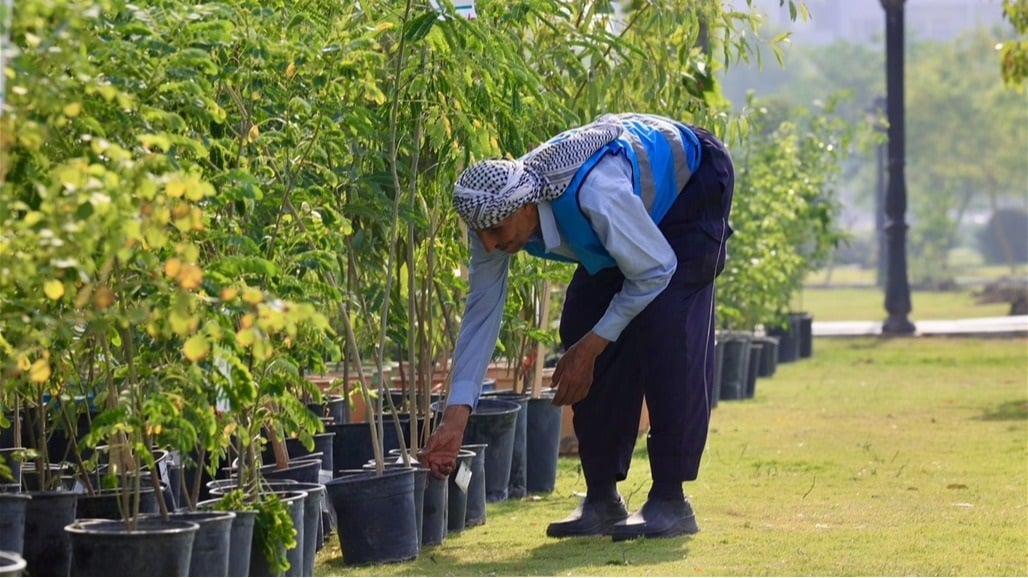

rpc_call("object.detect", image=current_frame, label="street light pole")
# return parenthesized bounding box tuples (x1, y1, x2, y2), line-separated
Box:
(880, 0, 916, 334)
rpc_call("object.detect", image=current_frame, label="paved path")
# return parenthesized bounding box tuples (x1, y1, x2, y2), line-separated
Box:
(814, 315, 1028, 337)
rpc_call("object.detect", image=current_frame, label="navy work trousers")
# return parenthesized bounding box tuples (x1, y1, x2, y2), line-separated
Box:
(559, 125, 734, 486)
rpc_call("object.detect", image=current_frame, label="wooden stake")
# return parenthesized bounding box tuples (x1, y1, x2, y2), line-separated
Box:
(530, 280, 552, 399)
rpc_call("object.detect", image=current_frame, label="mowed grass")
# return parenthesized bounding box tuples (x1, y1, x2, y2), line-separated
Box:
(315, 337, 1028, 576)
(797, 286, 1012, 322)
(804, 263, 1026, 288)
(800, 263, 1025, 321)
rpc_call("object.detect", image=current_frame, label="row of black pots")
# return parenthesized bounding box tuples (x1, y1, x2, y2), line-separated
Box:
(0, 482, 320, 577)
(767, 311, 814, 363)
(0, 449, 334, 576)
(206, 481, 324, 578)
(174, 405, 520, 569)
(0, 386, 566, 572)
(215, 458, 475, 569)
(715, 331, 767, 403)
(204, 448, 500, 572)
(67, 510, 237, 577)
(713, 313, 815, 405)
(314, 394, 557, 566)
(321, 395, 560, 494)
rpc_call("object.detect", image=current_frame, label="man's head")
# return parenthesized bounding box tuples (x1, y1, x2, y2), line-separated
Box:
(452, 159, 543, 254)
(452, 159, 543, 231)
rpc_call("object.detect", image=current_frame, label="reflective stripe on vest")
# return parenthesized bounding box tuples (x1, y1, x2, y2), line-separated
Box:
(616, 114, 698, 223)
(524, 115, 702, 274)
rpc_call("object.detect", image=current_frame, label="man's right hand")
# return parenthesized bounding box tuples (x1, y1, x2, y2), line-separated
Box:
(419, 404, 471, 480)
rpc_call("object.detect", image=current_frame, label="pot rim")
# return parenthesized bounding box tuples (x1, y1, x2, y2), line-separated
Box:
(64, 518, 199, 536)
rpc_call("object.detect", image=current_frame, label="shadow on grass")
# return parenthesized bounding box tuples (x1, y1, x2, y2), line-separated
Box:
(416, 535, 694, 576)
(976, 398, 1028, 421)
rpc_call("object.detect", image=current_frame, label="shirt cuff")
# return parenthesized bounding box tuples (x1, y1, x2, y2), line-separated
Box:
(446, 380, 481, 410)
(592, 314, 627, 343)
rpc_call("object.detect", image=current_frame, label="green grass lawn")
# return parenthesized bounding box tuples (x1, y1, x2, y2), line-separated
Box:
(800, 263, 1024, 322)
(805, 263, 1026, 288)
(797, 286, 1013, 322)
(315, 337, 1028, 576)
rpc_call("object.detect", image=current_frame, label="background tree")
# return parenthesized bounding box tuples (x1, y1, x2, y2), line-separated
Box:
(722, 15, 1027, 286)
(999, 0, 1028, 86)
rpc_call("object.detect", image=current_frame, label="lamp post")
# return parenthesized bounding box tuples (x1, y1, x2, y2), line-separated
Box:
(879, 0, 916, 334)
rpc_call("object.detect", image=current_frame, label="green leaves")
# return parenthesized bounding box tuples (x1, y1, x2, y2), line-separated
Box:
(1000, 0, 1028, 86)
(717, 97, 855, 330)
(253, 494, 298, 575)
(1, 0, 805, 499)
(404, 11, 437, 43)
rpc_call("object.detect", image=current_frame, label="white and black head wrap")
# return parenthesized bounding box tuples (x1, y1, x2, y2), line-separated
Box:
(453, 120, 624, 230)
(453, 160, 543, 231)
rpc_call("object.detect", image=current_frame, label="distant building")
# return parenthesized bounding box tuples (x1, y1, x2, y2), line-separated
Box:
(735, 0, 1009, 44)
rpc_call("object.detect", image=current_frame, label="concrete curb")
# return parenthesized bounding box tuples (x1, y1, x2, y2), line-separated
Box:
(813, 315, 1028, 337)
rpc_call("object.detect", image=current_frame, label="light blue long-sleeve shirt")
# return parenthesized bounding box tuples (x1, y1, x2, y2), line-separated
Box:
(446, 154, 677, 409)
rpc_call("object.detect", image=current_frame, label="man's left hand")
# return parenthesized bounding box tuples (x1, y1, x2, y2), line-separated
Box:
(551, 331, 609, 406)
(419, 404, 471, 479)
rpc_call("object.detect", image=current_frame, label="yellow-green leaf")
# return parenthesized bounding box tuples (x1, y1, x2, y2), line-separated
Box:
(185, 180, 211, 202)
(138, 133, 172, 152)
(252, 338, 272, 361)
(242, 287, 263, 304)
(169, 309, 194, 335)
(166, 176, 187, 198)
(235, 328, 255, 347)
(63, 102, 82, 117)
(183, 335, 209, 362)
(144, 226, 168, 249)
(43, 279, 65, 300)
(29, 359, 51, 383)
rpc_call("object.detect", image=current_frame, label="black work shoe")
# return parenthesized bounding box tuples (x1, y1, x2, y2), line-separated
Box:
(546, 496, 629, 538)
(609, 498, 699, 541)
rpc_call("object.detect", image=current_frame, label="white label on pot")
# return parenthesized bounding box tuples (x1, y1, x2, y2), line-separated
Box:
(453, 460, 471, 493)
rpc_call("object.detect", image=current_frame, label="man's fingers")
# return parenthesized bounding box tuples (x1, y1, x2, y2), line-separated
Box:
(552, 380, 577, 406)
(421, 447, 457, 479)
(552, 380, 567, 405)
(551, 364, 564, 385)
(427, 458, 456, 480)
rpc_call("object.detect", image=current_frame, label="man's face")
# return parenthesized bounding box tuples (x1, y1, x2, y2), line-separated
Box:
(474, 204, 538, 254)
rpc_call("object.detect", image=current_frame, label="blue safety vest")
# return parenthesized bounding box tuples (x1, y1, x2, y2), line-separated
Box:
(524, 114, 702, 274)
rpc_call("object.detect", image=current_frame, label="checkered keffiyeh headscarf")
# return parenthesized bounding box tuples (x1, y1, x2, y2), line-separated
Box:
(453, 120, 624, 230)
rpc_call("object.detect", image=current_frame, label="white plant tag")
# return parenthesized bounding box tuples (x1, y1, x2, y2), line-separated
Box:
(429, 0, 476, 19)
(453, 460, 471, 493)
